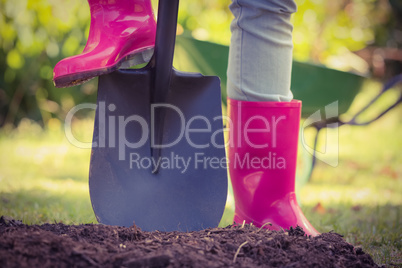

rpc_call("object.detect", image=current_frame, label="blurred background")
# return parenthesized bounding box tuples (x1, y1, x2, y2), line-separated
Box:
(0, 0, 402, 127)
(0, 0, 401, 127)
(0, 0, 401, 265)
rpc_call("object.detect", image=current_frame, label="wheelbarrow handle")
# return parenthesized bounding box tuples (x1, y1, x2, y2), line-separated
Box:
(308, 74, 402, 179)
(152, 0, 180, 104)
(342, 74, 402, 126)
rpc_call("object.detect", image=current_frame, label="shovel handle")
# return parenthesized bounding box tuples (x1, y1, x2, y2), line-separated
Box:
(152, 0, 180, 103)
(150, 0, 180, 173)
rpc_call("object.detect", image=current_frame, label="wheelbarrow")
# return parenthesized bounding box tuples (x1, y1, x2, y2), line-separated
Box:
(173, 34, 402, 193)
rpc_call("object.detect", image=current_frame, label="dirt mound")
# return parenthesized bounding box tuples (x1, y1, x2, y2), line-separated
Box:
(0, 216, 380, 267)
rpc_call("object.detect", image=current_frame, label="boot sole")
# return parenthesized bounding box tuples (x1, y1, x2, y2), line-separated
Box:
(53, 48, 154, 88)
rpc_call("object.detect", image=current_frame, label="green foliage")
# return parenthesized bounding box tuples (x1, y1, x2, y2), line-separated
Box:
(177, 0, 233, 44)
(292, 0, 393, 69)
(0, 0, 395, 127)
(0, 0, 95, 128)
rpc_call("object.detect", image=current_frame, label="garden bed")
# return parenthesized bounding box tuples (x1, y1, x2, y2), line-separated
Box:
(0, 216, 381, 267)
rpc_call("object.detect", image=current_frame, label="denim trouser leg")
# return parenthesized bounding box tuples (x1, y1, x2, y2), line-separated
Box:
(227, 0, 297, 102)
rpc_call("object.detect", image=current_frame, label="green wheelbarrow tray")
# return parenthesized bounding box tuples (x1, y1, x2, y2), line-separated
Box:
(291, 61, 365, 117)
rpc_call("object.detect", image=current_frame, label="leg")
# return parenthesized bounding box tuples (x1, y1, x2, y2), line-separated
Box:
(227, 0, 296, 102)
(226, 0, 319, 236)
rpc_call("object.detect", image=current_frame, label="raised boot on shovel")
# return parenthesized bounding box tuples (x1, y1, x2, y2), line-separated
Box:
(53, 0, 156, 88)
(88, 0, 227, 231)
(227, 98, 319, 236)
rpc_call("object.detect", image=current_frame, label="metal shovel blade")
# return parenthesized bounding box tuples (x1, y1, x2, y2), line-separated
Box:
(89, 67, 228, 231)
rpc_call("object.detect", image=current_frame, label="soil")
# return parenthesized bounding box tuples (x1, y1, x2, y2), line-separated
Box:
(0, 216, 381, 268)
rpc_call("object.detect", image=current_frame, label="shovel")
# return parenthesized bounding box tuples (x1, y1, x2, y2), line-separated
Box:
(88, 0, 228, 231)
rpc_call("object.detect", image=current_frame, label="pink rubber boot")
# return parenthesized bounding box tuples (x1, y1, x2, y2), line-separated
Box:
(227, 98, 319, 236)
(53, 0, 156, 88)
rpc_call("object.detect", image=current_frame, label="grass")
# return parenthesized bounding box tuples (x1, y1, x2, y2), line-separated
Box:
(0, 79, 401, 266)
(0, 118, 96, 224)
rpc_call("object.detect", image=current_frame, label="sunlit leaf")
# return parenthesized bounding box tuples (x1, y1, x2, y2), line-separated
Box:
(6, 49, 25, 69)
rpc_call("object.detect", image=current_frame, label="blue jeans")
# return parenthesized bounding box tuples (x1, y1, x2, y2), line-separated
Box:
(227, 0, 297, 102)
